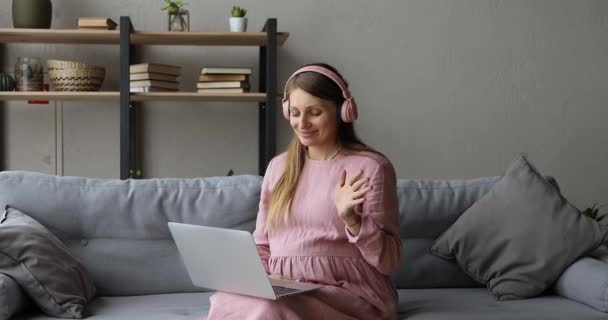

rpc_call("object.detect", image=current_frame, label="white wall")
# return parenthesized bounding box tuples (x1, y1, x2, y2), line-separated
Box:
(1, 0, 607, 208)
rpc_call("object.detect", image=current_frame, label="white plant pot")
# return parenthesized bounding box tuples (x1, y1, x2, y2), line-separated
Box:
(229, 17, 247, 32)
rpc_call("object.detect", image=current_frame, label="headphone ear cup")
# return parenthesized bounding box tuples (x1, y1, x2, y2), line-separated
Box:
(282, 99, 290, 120)
(340, 98, 357, 123)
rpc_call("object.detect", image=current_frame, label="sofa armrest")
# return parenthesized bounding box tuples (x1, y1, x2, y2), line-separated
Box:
(554, 257, 608, 313)
(0, 273, 28, 320)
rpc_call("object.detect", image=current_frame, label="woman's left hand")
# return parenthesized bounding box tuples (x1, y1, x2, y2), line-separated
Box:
(334, 169, 372, 226)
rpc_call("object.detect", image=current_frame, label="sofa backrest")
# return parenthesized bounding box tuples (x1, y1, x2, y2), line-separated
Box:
(0, 171, 503, 295)
(393, 177, 500, 288)
(0, 171, 262, 296)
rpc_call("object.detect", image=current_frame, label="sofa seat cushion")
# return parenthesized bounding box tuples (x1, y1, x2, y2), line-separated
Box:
(397, 288, 608, 320)
(14, 289, 607, 319)
(13, 293, 212, 320)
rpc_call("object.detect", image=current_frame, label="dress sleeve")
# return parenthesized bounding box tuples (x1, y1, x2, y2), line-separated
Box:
(252, 159, 274, 273)
(345, 160, 402, 275)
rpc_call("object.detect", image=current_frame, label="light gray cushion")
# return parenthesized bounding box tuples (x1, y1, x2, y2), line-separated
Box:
(0, 273, 27, 320)
(554, 257, 608, 312)
(0, 206, 96, 319)
(398, 288, 608, 320)
(12, 292, 212, 320)
(392, 176, 501, 289)
(430, 154, 608, 300)
(10, 289, 608, 320)
(0, 171, 262, 296)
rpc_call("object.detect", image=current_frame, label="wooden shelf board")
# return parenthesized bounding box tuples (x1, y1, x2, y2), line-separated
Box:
(0, 91, 120, 101)
(0, 92, 280, 102)
(0, 28, 120, 44)
(130, 31, 289, 46)
(130, 92, 268, 102)
(0, 29, 289, 46)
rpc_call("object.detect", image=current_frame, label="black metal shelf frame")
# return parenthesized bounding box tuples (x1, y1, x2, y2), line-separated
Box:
(119, 16, 278, 179)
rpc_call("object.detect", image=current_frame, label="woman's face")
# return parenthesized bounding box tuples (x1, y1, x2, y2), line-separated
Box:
(288, 88, 339, 148)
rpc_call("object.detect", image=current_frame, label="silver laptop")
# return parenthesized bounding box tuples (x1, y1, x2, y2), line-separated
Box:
(168, 222, 324, 300)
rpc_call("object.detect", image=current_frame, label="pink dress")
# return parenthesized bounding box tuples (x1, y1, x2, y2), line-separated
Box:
(203, 150, 402, 320)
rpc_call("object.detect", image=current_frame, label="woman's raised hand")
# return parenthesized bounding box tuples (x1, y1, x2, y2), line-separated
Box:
(334, 169, 372, 226)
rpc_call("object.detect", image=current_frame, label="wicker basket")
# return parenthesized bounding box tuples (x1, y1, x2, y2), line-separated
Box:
(47, 60, 104, 71)
(47, 60, 105, 91)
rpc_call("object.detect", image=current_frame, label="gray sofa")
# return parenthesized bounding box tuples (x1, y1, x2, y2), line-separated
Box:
(0, 170, 605, 320)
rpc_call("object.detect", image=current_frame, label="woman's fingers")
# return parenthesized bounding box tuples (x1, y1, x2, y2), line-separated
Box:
(351, 177, 369, 190)
(351, 198, 366, 206)
(352, 186, 372, 199)
(337, 169, 346, 188)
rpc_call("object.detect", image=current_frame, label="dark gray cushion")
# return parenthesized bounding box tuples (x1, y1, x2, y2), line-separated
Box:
(430, 154, 608, 300)
(554, 257, 608, 312)
(590, 245, 608, 263)
(0, 273, 27, 320)
(0, 206, 96, 319)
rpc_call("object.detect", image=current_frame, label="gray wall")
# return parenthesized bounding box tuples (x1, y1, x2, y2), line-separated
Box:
(1, 0, 607, 208)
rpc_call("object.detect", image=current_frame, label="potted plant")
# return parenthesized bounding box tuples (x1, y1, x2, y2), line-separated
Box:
(161, 0, 189, 32)
(0, 73, 16, 91)
(581, 203, 608, 225)
(129, 169, 143, 179)
(229, 5, 247, 32)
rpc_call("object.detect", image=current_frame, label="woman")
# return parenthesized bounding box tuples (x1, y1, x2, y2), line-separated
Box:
(204, 63, 402, 320)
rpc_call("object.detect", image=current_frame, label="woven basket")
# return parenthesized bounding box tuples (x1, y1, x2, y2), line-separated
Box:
(47, 60, 105, 91)
(47, 60, 104, 71)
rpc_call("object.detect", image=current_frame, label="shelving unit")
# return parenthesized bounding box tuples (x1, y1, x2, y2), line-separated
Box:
(0, 92, 120, 101)
(0, 17, 288, 178)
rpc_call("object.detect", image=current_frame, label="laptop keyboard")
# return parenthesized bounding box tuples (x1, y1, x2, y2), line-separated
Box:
(272, 285, 301, 296)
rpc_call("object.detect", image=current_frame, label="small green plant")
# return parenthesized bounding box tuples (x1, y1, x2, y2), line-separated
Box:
(129, 169, 143, 179)
(162, 0, 189, 31)
(161, 0, 188, 13)
(231, 5, 247, 17)
(581, 203, 608, 224)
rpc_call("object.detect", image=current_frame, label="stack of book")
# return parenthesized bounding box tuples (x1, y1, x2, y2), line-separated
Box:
(129, 63, 181, 92)
(197, 67, 252, 93)
(77, 17, 117, 30)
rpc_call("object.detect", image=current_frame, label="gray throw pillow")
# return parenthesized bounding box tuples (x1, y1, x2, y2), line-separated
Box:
(0, 273, 28, 320)
(554, 257, 608, 312)
(0, 206, 96, 318)
(430, 154, 608, 300)
(590, 245, 608, 263)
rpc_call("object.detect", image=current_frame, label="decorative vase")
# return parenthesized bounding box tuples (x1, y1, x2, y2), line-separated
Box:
(0, 73, 16, 91)
(12, 0, 53, 29)
(14, 57, 43, 91)
(167, 9, 189, 32)
(229, 17, 247, 32)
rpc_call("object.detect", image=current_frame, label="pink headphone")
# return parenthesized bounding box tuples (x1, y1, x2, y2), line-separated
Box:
(281, 65, 358, 123)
